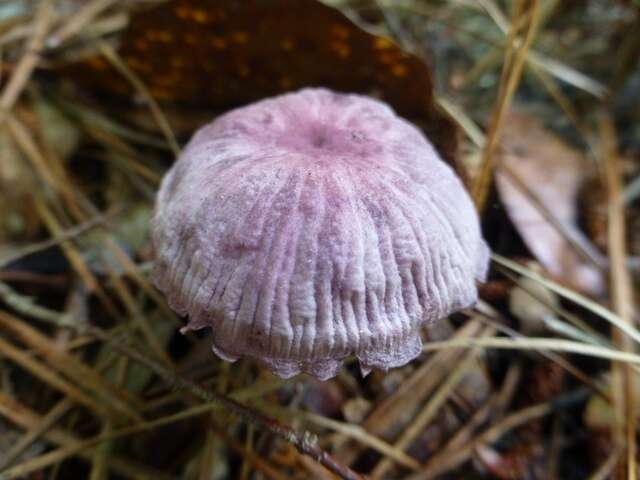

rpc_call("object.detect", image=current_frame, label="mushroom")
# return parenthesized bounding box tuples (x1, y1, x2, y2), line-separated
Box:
(151, 88, 489, 380)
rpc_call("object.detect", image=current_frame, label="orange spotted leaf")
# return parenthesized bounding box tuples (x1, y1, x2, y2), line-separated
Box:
(65, 0, 457, 164)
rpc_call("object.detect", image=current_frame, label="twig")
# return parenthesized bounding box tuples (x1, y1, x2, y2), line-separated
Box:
(265, 406, 421, 471)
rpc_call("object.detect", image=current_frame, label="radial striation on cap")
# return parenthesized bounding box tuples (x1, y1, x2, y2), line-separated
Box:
(151, 88, 489, 380)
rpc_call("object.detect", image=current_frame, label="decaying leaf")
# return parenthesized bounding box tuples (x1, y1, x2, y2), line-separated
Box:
(61, 0, 459, 169)
(495, 111, 604, 295)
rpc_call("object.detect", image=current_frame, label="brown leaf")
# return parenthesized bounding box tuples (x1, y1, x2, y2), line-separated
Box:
(61, 0, 458, 167)
(495, 111, 603, 295)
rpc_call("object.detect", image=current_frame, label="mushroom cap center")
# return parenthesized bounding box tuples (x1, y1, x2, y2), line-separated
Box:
(273, 122, 383, 161)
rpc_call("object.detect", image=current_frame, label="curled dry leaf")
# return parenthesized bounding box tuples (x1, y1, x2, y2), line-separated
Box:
(495, 111, 603, 295)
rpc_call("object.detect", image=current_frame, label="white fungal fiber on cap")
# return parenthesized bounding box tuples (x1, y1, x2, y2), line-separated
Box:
(151, 88, 489, 380)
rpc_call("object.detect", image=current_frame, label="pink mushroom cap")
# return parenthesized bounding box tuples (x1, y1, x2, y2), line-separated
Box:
(151, 88, 489, 380)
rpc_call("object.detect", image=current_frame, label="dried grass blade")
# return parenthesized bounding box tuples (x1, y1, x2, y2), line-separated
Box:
(371, 333, 492, 478)
(0, 0, 51, 113)
(336, 318, 485, 465)
(0, 398, 73, 470)
(588, 447, 623, 480)
(527, 51, 608, 98)
(601, 114, 637, 478)
(409, 393, 583, 480)
(0, 310, 144, 422)
(472, 0, 540, 210)
(0, 208, 117, 268)
(33, 197, 121, 317)
(96, 40, 180, 155)
(421, 336, 640, 364)
(101, 261, 174, 366)
(435, 95, 486, 148)
(0, 334, 114, 420)
(48, 0, 118, 47)
(0, 399, 279, 480)
(492, 253, 640, 345)
(0, 394, 213, 480)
